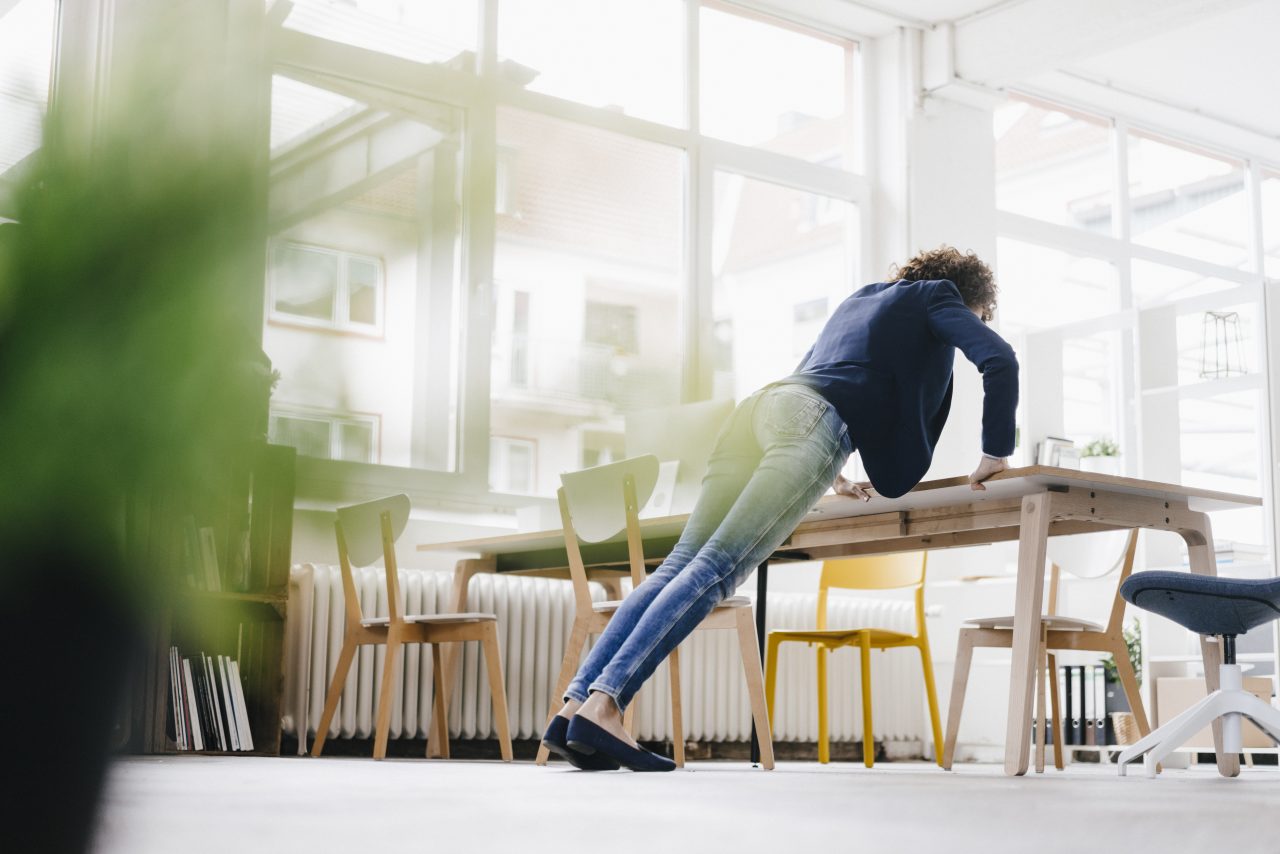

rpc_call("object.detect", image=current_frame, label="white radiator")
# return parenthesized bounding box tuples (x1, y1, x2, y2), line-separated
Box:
(283, 565, 928, 751)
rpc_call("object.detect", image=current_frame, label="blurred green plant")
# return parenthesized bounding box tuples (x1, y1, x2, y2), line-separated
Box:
(1081, 437, 1120, 458)
(0, 9, 269, 850)
(1102, 619, 1142, 686)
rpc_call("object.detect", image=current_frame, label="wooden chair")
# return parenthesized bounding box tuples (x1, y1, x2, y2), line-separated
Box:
(533, 454, 775, 769)
(310, 494, 513, 761)
(942, 528, 1149, 772)
(764, 552, 944, 768)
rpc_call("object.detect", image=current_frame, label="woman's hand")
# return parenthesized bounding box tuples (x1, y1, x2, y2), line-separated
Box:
(834, 473, 872, 502)
(968, 455, 1008, 490)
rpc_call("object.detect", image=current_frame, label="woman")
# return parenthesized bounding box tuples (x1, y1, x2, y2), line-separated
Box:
(542, 246, 1019, 771)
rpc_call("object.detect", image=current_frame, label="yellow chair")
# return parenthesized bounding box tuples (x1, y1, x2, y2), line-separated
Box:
(765, 552, 943, 767)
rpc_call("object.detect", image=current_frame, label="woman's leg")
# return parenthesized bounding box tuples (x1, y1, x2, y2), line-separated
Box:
(589, 386, 850, 713)
(562, 395, 763, 704)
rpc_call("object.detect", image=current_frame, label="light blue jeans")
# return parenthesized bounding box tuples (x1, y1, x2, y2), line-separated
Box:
(564, 383, 852, 711)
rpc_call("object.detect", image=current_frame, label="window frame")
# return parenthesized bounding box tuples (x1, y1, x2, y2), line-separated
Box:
(996, 91, 1279, 569)
(268, 1, 872, 503)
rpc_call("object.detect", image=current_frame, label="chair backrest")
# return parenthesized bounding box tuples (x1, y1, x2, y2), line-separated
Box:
(558, 455, 659, 613)
(1044, 528, 1140, 633)
(334, 494, 411, 627)
(816, 552, 928, 634)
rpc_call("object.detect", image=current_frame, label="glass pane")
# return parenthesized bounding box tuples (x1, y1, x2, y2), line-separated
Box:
(994, 238, 1118, 336)
(271, 244, 338, 321)
(700, 5, 854, 167)
(284, 0, 477, 66)
(1263, 170, 1280, 278)
(0, 0, 57, 175)
(347, 257, 379, 325)
(1179, 391, 1263, 549)
(492, 108, 684, 497)
(265, 86, 463, 471)
(271, 76, 359, 154)
(1131, 259, 1240, 308)
(269, 414, 332, 460)
(994, 98, 1112, 233)
(712, 171, 856, 401)
(499, 0, 684, 127)
(1061, 331, 1118, 447)
(1128, 132, 1249, 268)
(1175, 301, 1259, 386)
(338, 420, 375, 463)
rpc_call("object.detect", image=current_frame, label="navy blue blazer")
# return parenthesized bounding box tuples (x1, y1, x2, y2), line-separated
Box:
(782, 279, 1019, 498)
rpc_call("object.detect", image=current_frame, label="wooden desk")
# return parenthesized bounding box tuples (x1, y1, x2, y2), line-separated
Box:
(419, 466, 1260, 776)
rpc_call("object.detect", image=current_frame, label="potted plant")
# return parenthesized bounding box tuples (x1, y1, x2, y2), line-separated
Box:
(1080, 437, 1120, 475)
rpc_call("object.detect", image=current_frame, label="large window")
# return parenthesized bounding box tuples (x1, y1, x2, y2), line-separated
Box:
(264, 75, 464, 472)
(269, 2, 865, 499)
(995, 93, 1275, 553)
(0, 0, 58, 179)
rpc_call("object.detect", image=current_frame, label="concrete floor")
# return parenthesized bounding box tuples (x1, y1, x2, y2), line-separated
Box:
(94, 756, 1280, 854)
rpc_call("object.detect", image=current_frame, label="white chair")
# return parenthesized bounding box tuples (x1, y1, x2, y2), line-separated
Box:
(943, 528, 1149, 771)
(310, 494, 513, 761)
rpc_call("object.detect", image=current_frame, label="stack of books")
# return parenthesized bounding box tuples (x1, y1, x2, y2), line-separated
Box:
(168, 647, 255, 752)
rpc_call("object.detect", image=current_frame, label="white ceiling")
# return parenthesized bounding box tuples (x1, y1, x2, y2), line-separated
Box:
(800, 0, 1279, 158)
(1058, 1, 1280, 139)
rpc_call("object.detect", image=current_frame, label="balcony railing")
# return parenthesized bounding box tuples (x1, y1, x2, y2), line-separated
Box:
(493, 335, 679, 412)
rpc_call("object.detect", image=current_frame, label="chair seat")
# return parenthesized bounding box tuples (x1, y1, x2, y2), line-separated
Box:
(963, 614, 1103, 632)
(769, 627, 916, 647)
(361, 611, 494, 627)
(592, 594, 751, 614)
(1121, 571, 1280, 636)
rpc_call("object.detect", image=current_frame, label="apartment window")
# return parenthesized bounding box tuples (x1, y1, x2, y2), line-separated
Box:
(269, 242, 385, 333)
(269, 409, 380, 463)
(0, 0, 58, 180)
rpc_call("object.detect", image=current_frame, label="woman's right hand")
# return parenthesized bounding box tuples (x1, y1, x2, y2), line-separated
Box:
(834, 473, 872, 502)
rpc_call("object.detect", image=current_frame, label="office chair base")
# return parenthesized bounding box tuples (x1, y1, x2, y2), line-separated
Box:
(1117, 664, 1280, 778)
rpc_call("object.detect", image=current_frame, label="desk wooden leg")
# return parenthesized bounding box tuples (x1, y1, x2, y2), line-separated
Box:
(1004, 492, 1051, 776)
(1184, 511, 1241, 778)
(428, 558, 491, 758)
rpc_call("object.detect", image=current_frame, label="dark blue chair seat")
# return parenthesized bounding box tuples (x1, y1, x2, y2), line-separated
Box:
(1121, 571, 1280, 636)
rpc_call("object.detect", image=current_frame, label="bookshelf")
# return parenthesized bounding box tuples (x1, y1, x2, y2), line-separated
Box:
(130, 442, 296, 757)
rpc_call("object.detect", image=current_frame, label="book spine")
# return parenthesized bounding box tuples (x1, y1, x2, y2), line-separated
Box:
(182, 659, 203, 751)
(230, 659, 254, 752)
(218, 655, 240, 751)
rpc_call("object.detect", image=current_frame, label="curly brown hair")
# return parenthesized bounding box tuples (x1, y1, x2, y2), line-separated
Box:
(889, 245, 998, 322)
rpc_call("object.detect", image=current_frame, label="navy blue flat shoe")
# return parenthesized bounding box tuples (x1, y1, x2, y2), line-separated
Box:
(566, 715, 676, 772)
(541, 716, 620, 771)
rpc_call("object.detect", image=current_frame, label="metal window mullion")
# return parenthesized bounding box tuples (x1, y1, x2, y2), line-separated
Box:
(1111, 118, 1138, 476)
(682, 0, 702, 403)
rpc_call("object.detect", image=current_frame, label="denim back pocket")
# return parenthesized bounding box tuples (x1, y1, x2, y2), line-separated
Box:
(764, 388, 825, 439)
